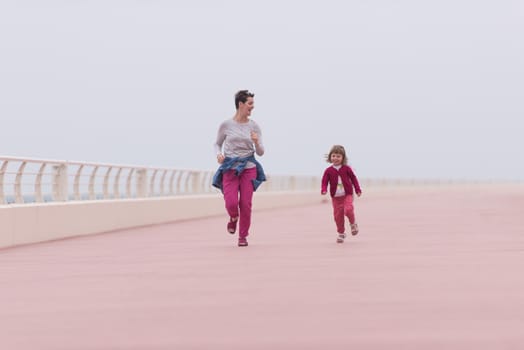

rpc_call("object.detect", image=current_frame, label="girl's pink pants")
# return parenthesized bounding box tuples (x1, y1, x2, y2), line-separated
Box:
(222, 167, 256, 239)
(331, 195, 355, 234)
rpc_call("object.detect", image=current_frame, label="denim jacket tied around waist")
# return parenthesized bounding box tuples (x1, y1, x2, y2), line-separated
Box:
(212, 155, 266, 193)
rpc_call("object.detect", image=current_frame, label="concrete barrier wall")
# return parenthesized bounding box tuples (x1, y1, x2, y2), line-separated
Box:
(0, 191, 322, 249)
(3, 182, 521, 250)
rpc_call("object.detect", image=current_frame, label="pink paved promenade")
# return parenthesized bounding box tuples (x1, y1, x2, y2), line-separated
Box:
(1, 185, 524, 349)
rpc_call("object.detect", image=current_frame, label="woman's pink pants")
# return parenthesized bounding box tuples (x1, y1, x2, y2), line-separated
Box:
(331, 195, 355, 234)
(222, 167, 256, 239)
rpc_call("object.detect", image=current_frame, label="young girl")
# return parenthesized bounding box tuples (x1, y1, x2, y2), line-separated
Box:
(321, 145, 362, 243)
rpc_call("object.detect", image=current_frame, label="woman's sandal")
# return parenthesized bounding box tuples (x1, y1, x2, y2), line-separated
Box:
(227, 217, 238, 234)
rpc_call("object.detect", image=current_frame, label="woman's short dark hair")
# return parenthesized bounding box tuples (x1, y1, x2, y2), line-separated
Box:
(235, 90, 255, 109)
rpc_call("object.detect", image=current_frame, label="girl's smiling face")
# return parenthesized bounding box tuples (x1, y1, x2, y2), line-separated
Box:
(330, 153, 343, 166)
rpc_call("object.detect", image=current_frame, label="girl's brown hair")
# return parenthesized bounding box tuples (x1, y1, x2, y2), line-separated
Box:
(326, 145, 347, 165)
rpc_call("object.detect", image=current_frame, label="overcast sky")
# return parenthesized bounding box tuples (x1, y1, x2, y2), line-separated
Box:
(1, 0, 523, 181)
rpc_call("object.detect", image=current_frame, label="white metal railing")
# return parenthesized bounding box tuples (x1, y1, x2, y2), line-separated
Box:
(2, 155, 517, 205)
(0, 156, 320, 205)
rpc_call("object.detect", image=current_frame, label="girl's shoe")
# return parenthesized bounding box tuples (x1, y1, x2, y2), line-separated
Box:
(351, 223, 359, 236)
(238, 238, 248, 247)
(227, 217, 238, 234)
(337, 233, 346, 243)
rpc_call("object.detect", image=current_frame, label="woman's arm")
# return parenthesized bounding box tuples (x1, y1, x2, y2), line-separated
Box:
(214, 122, 227, 163)
(251, 121, 264, 156)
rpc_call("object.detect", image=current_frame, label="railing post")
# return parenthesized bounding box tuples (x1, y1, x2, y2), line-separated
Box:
(136, 168, 148, 198)
(34, 163, 47, 203)
(149, 169, 158, 197)
(0, 160, 7, 204)
(53, 163, 68, 201)
(290, 176, 296, 191)
(88, 166, 99, 200)
(103, 167, 113, 199)
(15, 162, 27, 203)
(192, 171, 201, 194)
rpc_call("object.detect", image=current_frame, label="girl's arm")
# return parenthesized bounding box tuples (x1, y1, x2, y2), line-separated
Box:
(321, 169, 330, 194)
(348, 167, 362, 195)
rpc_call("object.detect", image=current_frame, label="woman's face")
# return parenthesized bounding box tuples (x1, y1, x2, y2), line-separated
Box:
(239, 97, 254, 116)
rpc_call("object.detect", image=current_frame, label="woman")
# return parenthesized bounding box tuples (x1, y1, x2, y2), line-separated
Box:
(212, 90, 266, 247)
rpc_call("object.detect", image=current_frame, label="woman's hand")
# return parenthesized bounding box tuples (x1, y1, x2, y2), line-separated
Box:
(217, 154, 225, 164)
(250, 131, 259, 145)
